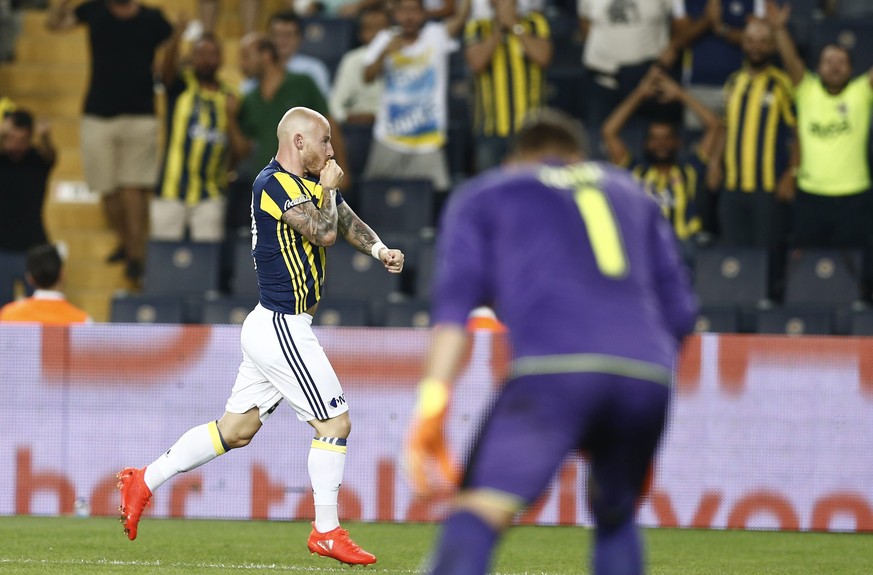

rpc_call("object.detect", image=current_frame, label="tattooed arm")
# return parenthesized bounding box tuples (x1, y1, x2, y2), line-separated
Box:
(337, 202, 405, 273)
(281, 188, 339, 247)
(337, 202, 379, 254)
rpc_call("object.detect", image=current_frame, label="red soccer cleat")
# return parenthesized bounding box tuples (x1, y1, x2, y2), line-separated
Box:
(116, 467, 152, 541)
(307, 523, 377, 565)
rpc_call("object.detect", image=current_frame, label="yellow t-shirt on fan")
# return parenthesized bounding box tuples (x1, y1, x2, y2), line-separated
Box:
(795, 72, 873, 196)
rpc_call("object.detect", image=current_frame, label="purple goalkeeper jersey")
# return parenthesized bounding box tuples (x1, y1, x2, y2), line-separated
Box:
(433, 161, 697, 377)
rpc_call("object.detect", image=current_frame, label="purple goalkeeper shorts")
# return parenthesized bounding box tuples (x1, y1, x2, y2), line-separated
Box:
(461, 372, 670, 506)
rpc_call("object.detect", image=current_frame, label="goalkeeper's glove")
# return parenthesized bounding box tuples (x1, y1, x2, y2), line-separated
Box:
(403, 377, 460, 495)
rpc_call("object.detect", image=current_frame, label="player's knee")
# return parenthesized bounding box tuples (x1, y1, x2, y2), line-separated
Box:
(224, 434, 253, 449)
(343, 414, 352, 436)
(217, 410, 262, 449)
(329, 414, 352, 438)
(221, 427, 258, 449)
(312, 411, 351, 439)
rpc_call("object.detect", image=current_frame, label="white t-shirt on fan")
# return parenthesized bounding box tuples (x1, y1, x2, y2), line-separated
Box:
(364, 22, 459, 153)
(579, 0, 684, 74)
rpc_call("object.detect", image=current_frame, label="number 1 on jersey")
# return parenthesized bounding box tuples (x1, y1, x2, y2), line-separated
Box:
(574, 185, 628, 278)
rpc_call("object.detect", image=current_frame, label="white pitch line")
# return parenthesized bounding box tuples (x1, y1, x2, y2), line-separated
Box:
(0, 558, 564, 575)
(2, 558, 402, 572)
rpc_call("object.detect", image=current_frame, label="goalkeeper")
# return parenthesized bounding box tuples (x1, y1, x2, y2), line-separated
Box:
(405, 108, 697, 575)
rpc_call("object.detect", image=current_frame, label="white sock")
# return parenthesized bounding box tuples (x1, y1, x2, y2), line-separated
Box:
(143, 421, 228, 492)
(309, 437, 347, 533)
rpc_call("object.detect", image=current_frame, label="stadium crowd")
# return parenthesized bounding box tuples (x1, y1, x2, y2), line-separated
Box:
(2, 0, 873, 332)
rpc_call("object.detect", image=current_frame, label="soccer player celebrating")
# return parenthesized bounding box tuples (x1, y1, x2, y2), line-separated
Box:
(118, 107, 403, 566)
(405, 108, 697, 574)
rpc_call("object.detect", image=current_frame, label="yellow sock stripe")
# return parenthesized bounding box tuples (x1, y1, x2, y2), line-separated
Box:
(311, 439, 348, 454)
(208, 420, 228, 455)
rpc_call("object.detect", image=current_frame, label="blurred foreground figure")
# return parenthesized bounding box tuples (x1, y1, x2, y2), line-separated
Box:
(405, 108, 697, 575)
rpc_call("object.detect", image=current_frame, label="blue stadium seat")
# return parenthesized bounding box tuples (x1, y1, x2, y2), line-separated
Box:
(358, 179, 435, 236)
(231, 238, 259, 297)
(110, 295, 185, 324)
(754, 306, 833, 335)
(383, 299, 431, 328)
(810, 19, 873, 73)
(849, 310, 873, 335)
(785, 0, 821, 15)
(0, 250, 26, 307)
(784, 249, 862, 305)
(314, 297, 368, 327)
(200, 296, 257, 325)
(144, 241, 222, 297)
(694, 247, 769, 307)
(414, 240, 435, 300)
(546, 67, 586, 123)
(377, 232, 425, 296)
(322, 241, 402, 299)
(784, 0, 823, 62)
(447, 123, 471, 179)
(833, 0, 873, 18)
(340, 123, 373, 182)
(298, 17, 357, 80)
(379, 232, 423, 264)
(695, 306, 741, 334)
(547, 14, 583, 69)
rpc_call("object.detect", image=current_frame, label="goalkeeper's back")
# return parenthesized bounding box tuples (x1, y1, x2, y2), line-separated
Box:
(432, 135, 697, 378)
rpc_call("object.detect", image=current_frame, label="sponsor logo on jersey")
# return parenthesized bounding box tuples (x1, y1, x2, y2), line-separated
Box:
(286, 196, 312, 210)
(810, 119, 850, 138)
(329, 394, 346, 408)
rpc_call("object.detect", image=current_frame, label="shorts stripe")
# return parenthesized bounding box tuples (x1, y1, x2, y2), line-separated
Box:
(280, 314, 330, 417)
(272, 312, 329, 420)
(511, 353, 671, 386)
(271, 313, 318, 417)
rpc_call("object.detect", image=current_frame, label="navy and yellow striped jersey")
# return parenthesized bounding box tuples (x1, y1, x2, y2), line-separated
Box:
(464, 13, 550, 138)
(158, 71, 234, 205)
(251, 159, 346, 315)
(723, 65, 795, 193)
(623, 152, 704, 241)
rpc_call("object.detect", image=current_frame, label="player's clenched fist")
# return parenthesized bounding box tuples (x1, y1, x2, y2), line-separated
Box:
(319, 158, 344, 191)
(379, 248, 404, 273)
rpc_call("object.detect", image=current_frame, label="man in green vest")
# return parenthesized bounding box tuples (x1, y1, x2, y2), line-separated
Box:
(768, 3, 872, 261)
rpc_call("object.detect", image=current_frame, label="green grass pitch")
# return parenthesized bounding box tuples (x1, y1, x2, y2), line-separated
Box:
(0, 516, 870, 574)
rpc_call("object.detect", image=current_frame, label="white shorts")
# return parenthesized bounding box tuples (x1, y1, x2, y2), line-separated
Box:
(226, 304, 348, 423)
